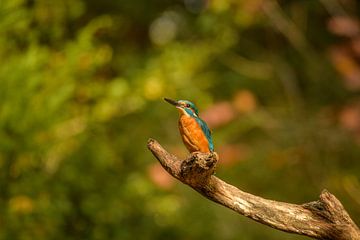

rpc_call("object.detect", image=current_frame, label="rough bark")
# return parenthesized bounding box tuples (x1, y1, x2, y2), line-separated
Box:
(147, 138, 360, 240)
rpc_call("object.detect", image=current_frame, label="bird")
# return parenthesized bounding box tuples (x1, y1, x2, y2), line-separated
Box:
(164, 98, 214, 153)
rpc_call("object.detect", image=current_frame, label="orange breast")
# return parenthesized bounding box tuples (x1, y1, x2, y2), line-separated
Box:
(178, 114, 210, 153)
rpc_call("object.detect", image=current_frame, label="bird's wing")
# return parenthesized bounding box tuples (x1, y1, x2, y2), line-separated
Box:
(195, 118, 214, 151)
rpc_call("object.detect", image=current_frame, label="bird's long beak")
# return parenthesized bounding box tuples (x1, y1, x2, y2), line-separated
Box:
(164, 98, 179, 107)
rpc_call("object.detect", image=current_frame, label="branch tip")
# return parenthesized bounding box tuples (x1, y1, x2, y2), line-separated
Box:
(147, 138, 155, 147)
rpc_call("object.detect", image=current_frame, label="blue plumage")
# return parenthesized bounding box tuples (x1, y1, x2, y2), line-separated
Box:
(195, 117, 214, 152)
(180, 100, 214, 152)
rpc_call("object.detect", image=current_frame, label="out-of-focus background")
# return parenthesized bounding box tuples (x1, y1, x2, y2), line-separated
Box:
(1, 0, 360, 239)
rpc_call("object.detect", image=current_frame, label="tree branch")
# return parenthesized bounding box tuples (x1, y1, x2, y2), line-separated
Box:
(147, 138, 360, 240)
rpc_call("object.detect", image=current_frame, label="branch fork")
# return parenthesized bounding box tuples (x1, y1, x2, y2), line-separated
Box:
(147, 138, 360, 240)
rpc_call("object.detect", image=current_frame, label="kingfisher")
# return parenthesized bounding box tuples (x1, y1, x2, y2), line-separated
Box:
(164, 98, 214, 153)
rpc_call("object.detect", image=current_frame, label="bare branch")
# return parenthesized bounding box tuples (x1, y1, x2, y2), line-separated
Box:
(147, 138, 360, 240)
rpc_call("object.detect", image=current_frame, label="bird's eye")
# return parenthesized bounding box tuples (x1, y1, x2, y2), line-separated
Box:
(186, 104, 190, 108)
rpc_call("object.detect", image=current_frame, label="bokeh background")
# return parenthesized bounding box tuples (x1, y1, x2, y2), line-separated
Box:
(1, 0, 360, 239)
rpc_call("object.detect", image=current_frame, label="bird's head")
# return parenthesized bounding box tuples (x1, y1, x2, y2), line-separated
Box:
(164, 98, 199, 117)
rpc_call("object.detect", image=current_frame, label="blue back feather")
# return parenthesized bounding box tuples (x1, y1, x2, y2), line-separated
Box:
(195, 117, 214, 152)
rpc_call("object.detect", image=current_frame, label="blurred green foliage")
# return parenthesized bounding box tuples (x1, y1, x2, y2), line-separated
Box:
(0, 0, 360, 239)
